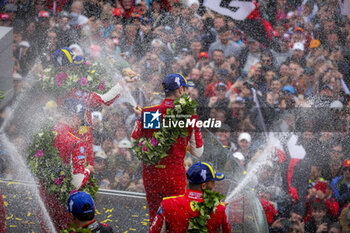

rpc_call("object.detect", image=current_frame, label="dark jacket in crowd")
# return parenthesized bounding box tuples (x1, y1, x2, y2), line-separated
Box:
(331, 176, 350, 211)
(304, 216, 331, 233)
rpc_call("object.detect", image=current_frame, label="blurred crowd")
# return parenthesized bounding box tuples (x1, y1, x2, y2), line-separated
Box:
(1, 0, 350, 232)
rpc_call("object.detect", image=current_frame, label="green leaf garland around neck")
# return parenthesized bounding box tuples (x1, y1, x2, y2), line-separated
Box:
(132, 94, 197, 166)
(38, 62, 113, 96)
(27, 122, 99, 206)
(60, 223, 92, 233)
(187, 189, 226, 233)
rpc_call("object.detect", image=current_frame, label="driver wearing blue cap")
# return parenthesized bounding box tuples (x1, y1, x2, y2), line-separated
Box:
(150, 162, 231, 233)
(131, 73, 204, 224)
(67, 191, 114, 232)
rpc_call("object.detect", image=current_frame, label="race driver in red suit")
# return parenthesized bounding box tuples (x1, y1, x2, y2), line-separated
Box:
(150, 162, 231, 233)
(38, 98, 95, 233)
(131, 73, 204, 223)
(51, 47, 133, 166)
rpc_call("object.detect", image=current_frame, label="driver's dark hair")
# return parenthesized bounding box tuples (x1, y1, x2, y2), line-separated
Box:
(188, 183, 201, 189)
(73, 203, 95, 221)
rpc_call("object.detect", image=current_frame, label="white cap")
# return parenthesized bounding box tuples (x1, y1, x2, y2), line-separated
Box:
(19, 41, 30, 48)
(69, 43, 84, 56)
(118, 139, 132, 148)
(330, 100, 343, 110)
(233, 152, 245, 161)
(238, 132, 251, 143)
(293, 42, 304, 51)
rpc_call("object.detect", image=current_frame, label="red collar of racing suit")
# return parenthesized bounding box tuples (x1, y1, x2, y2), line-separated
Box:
(162, 98, 175, 108)
(186, 189, 203, 201)
(81, 219, 97, 228)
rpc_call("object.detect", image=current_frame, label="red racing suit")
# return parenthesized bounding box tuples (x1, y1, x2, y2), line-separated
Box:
(38, 122, 91, 233)
(149, 189, 231, 233)
(56, 87, 121, 166)
(131, 98, 203, 223)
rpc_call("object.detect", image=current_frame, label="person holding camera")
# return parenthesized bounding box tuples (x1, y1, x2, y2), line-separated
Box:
(304, 202, 331, 233)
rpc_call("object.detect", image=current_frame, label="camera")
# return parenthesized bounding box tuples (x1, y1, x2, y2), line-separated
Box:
(230, 63, 236, 70)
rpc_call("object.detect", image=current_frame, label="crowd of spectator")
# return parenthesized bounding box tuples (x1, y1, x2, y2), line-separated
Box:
(1, 0, 350, 232)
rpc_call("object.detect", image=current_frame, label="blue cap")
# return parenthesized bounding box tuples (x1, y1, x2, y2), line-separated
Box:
(67, 192, 95, 216)
(62, 98, 87, 120)
(186, 162, 225, 184)
(282, 85, 295, 95)
(51, 47, 85, 67)
(162, 73, 195, 93)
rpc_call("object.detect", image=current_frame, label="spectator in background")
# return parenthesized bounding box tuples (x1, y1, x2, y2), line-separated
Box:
(270, 77, 282, 105)
(196, 51, 210, 70)
(83, 0, 102, 19)
(328, 222, 342, 233)
(207, 82, 229, 109)
(190, 39, 203, 62)
(209, 49, 225, 71)
(69, 0, 89, 30)
(39, 30, 59, 69)
(0, 12, 11, 27)
(36, 10, 51, 47)
(235, 132, 253, 168)
(304, 202, 331, 233)
(208, 26, 241, 58)
(332, 159, 350, 210)
(215, 124, 236, 153)
(305, 181, 339, 223)
(260, 51, 276, 72)
(287, 42, 307, 68)
(239, 38, 261, 75)
(56, 11, 79, 48)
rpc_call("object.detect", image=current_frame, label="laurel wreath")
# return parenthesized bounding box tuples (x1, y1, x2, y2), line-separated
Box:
(60, 223, 92, 233)
(132, 94, 197, 166)
(27, 123, 99, 206)
(187, 189, 226, 232)
(38, 62, 114, 96)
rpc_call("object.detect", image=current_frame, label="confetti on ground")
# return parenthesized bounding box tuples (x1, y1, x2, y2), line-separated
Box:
(7, 182, 20, 186)
(2, 183, 149, 232)
(101, 219, 113, 223)
(143, 219, 150, 222)
(105, 208, 114, 213)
